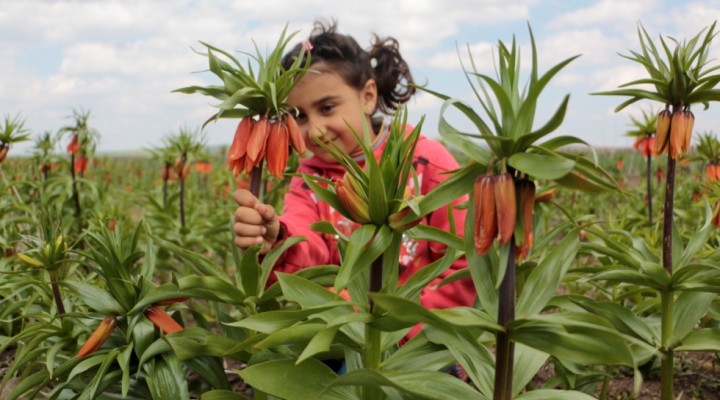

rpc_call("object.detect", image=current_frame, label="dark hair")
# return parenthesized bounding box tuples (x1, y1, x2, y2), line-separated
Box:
(281, 20, 415, 115)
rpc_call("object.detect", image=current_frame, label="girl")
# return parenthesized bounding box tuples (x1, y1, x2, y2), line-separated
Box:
(233, 20, 475, 312)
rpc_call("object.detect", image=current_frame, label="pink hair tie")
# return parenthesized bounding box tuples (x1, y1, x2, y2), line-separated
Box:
(302, 40, 313, 51)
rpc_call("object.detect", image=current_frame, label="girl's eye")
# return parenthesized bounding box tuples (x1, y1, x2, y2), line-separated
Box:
(320, 103, 335, 113)
(295, 112, 307, 122)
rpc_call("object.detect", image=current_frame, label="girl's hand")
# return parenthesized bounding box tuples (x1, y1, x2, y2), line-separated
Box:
(233, 189, 281, 253)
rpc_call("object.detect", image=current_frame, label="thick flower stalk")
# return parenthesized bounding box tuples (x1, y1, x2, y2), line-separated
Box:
(175, 25, 310, 198)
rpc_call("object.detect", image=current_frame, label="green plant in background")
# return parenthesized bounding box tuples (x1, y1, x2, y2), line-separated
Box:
(165, 126, 206, 230)
(32, 131, 57, 182)
(593, 20, 720, 399)
(0, 113, 31, 167)
(58, 109, 101, 236)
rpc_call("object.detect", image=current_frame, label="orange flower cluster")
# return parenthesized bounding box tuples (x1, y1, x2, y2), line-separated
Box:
(713, 200, 720, 228)
(173, 158, 190, 180)
(67, 135, 79, 155)
(194, 160, 213, 175)
(228, 114, 306, 179)
(474, 173, 536, 260)
(706, 163, 720, 182)
(0, 144, 8, 164)
(655, 108, 695, 158)
(633, 136, 657, 157)
(74, 156, 88, 174)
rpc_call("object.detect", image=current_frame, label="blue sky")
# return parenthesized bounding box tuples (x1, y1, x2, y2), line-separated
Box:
(2, 0, 720, 155)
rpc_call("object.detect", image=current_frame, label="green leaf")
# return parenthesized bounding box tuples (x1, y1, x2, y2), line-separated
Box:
(225, 303, 346, 333)
(515, 389, 598, 400)
(145, 354, 190, 400)
(324, 368, 483, 399)
(178, 275, 245, 304)
(671, 291, 715, 344)
(296, 325, 342, 364)
(566, 295, 658, 345)
(370, 293, 501, 332)
(239, 359, 353, 400)
(164, 327, 247, 361)
(508, 152, 575, 180)
(511, 314, 636, 366)
(334, 225, 390, 291)
(675, 328, 720, 351)
(62, 281, 125, 315)
(201, 390, 250, 400)
(516, 230, 579, 318)
(239, 246, 261, 297)
(253, 322, 326, 349)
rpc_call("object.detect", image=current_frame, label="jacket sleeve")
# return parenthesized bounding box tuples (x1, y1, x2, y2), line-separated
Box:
(415, 140, 477, 310)
(272, 176, 333, 277)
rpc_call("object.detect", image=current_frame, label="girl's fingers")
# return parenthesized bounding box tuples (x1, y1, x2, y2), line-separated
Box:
(233, 222, 266, 238)
(233, 189, 258, 208)
(234, 235, 264, 249)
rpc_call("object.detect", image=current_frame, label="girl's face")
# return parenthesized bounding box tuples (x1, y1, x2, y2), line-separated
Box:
(287, 63, 378, 163)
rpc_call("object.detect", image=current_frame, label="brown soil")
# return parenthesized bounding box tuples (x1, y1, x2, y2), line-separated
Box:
(532, 352, 720, 400)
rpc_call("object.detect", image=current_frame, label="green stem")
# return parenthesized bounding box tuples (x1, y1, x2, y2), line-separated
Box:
(660, 289, 674, 400)
(365, 255, 384, 400)
(599, 366, 611, 400)
(494, 238, 515, 400)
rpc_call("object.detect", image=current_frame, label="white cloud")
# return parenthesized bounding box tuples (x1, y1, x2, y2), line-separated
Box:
(550, 0, 656, 28)
(3, 0, 718, 154)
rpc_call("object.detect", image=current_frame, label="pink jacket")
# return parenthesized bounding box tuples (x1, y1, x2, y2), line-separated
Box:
(273, 125, 476, 311)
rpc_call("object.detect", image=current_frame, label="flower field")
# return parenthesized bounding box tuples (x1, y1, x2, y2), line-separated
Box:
(3, 21, 720, 400)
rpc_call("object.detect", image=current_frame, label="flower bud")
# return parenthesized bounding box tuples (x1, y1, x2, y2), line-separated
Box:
(515, 179, 536, 260)
(77, 316, 117, 358)
(0, 145, 8, 164)
(74, 156, 88, 174)
(682, 110, 694, 153)
(473, 175, 498, 256)
(706, 164, 718, 182)
(494, 173, 516, 245)
(336, 173, 371, 224)
(669, 109, 687, 158)
(654, 109, 671, 154)
(388, 199, 424, 232)
(145, 306, 183, 334)
(18, 253, 44, 268)
(266, 120, 289, 179)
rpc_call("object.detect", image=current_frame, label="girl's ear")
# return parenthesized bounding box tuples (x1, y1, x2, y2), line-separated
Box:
(361, 79, 378, 115)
